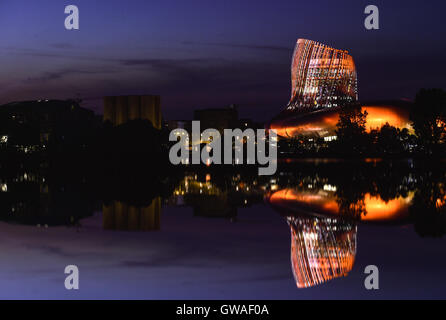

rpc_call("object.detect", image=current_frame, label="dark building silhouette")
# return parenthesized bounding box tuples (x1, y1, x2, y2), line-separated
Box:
(194, 104, 239, 134)
(0, 172, 94, 226)
(165, 120, 191, 133)
(166, 105, 263, 137)
(0, 99, 97, 151)
(103, 95, 161, 129)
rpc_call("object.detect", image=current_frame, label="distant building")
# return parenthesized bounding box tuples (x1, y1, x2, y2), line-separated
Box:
(166, 104, 262, 135)
(165, 120, 191, 133)
(0, 99, 96, 151)
(167, 105, 263, 158)
(270, 39, 413, 141)
(239, 118, 264, 130)
(103, 95, 161, 129)
(194, 104, 239, 134)
(0, 172, 94, 226)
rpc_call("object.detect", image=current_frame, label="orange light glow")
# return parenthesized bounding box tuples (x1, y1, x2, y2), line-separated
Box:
(288, 216, 356, 288)
(270, 105, 413, 138)
(361, 193, 413, 221)
(436, 196, 446, 209)
(362, 105, 412, 132)
(269, 188, 413, 222)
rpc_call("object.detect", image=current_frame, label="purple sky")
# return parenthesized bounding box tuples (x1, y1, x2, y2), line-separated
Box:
(0, 0, 445, 121)
(1, 204, 446, 299)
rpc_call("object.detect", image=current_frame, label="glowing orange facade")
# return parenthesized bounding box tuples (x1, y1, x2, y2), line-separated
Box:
(269, 188, 412, 222)
(271, 39, 413, 139)
(288, 215, 356, 288)
(288, 39, 358, 110)
(271, 105, 413, 139)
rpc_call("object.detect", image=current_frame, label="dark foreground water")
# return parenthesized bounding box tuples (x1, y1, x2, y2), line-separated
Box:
(0, 159, 446, 299)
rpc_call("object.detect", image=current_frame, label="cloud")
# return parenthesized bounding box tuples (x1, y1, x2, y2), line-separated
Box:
(182, 41, 291, 52)
(0, 45, 290, 120)
(22, 244, 83, 258)
(49, 43, 76, 50)
(23, 68, 118, 84)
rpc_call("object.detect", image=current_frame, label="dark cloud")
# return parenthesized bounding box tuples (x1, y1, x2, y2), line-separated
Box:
(23, 244, 82, 258)
(182, 41, 291, 52)
(3, 46, 112, 62)
(1, 45, 290, 120)
(23, 68, 118, 84)
(49, 43, 76, 49)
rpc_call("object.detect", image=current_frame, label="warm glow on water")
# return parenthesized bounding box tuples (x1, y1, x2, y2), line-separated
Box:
(269, 188, 413, 222)
(361, 193, 413, 221)
(289, 216, 356, 288)
(270, 105, 413, 138)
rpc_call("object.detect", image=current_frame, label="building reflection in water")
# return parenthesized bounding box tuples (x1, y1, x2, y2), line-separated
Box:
(287, 215, 356, 288)
(168, 173, 264, 219)
(170, 174, 235, 218)
(269, 188, 413, 222)
(0, 172, 94, 226)
(103, 197, 161, 231)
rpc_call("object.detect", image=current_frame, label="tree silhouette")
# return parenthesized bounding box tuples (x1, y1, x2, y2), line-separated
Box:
(376, 123, 403, 154)
(335, 104, 369, 155)
(411, 88, 446, 154)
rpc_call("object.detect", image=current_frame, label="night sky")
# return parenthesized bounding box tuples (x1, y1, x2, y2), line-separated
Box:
(0, 0, 445, 121)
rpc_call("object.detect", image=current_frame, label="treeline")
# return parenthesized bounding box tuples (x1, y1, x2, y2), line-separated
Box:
(0, 117, 175, 174)
(273, 160, 446, 238)
(0, 118, 181, 226)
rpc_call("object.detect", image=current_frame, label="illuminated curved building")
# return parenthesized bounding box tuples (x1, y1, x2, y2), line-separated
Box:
(268, 183, 415, 288)
(288, 39, 358, 110)
(270, 39, 413, 139)
(287, 215, 356, 288)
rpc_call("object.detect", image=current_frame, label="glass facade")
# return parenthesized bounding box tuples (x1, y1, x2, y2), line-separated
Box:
(287, 215, 356, 288)
(287, 39, 358, 110)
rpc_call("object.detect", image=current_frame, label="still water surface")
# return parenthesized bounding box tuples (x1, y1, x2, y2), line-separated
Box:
(0, 159, 445, 299)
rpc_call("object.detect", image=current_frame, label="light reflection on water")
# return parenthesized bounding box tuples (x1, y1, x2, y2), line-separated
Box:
(0, 159, 446, 295)
(268, 188, 413, 222)
(287, 215, 357, 288)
